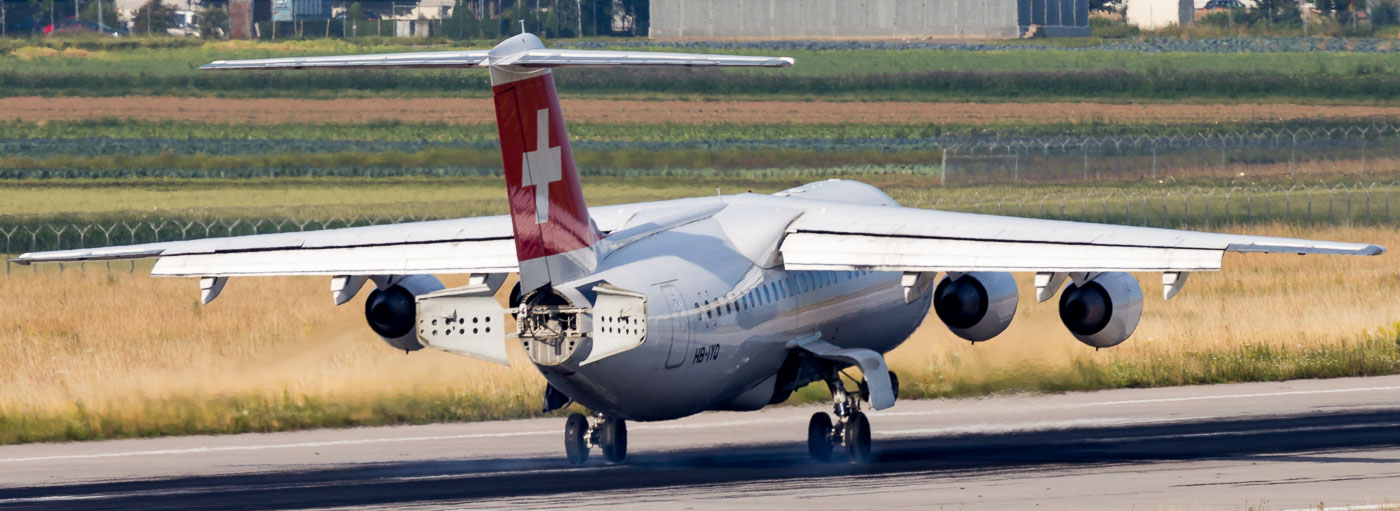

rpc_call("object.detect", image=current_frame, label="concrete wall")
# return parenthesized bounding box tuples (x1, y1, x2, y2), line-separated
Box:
(651, 0, 1088, 39)
(1125, 0, 1192, 29)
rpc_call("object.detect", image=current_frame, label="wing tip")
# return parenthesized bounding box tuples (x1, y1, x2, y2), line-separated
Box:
(1363, 244, 1386, 256)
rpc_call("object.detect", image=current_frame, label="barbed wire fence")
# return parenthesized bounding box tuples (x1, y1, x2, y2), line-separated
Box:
(930, 125, 1400, 185)
(5, 125, 1400, 183)
(3, 182, 1395, 276)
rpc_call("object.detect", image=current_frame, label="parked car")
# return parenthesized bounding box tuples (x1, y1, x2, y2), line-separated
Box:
(43, 17, 128, 37)
(1199, 0, 1246, 10)
(334, 9, 383, 21)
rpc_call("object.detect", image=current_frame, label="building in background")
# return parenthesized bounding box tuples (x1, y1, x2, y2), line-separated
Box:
(649, 0, 1090, 39)
(1124, 0, 1192, 28)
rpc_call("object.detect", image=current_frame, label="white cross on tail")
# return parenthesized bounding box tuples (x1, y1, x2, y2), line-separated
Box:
(521, 108, 563, 225)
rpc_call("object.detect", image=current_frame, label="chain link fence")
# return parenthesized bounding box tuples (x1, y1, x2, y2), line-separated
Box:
(933, 125, 1400, 185)
(5, 182, 1396, 276)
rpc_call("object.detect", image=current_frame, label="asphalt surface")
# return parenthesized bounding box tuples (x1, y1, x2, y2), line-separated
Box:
(3, 376, 1400, 510)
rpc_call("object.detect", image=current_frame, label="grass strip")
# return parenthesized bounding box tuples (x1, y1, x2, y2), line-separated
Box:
(3, 118, 1395, 144)
(9, 68, 1400, 101)
(3, 326, 1396, 445)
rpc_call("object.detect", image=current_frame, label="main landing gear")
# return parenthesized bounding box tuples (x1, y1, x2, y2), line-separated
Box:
(807, 370, 898, 464)
(564, 412, 627, 465)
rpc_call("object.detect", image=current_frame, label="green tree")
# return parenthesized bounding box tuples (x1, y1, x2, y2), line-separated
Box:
(1252, 0, 1303, 25)
(1373, 0, 1399, 25)
(199, 6, 227, 38)
(131, 0, 175, 35)
(80, 0, 119, 28)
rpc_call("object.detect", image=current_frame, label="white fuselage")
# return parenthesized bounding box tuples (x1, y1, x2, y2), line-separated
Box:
(536, 182, 934, 421)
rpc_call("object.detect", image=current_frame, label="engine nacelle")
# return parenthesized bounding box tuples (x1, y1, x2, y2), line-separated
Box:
(933, 272, 1018, 342)
(364, 275, 444, 351)
(1058, 272, 1143, 349)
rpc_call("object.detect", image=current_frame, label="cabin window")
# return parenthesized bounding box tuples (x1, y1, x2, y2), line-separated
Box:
(705, 300, 712, 318)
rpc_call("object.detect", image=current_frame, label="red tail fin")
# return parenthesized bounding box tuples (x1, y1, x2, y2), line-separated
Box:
(493, 68, 600, 293)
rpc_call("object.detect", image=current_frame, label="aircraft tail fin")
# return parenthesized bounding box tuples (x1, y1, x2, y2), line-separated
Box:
(201, 33, 793, 295)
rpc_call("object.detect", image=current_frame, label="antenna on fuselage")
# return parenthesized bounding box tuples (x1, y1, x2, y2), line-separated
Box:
(520, 20, 526, 35)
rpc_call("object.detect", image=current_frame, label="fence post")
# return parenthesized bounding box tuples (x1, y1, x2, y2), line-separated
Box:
(940, 148, 948, 187)
(1362, 136, 1368, 173)
(1151, 143, 1157, 180)
(1218, 137, 1226, 179)
(1081, 145, 1089, 182)
(1290, 132, 1297, 176)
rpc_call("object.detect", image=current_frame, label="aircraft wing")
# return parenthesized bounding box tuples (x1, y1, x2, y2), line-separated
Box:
(9, 199, 704, 277)
(11, 215, 517, 277)
(779, 201, 1384, 274)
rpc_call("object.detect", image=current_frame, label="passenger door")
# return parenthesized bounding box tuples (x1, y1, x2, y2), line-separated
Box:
(657, 283, 691, 369)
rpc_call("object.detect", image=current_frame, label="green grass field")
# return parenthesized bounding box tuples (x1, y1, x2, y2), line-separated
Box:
(6, 118, 1392, 141)
(7, 39, 1400, 100)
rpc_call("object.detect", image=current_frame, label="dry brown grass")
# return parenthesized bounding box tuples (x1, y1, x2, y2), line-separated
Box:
(0, 271, 540, 431)
(885, 224, 1400, 394)
(0, 224, 1395, 442)
(5, 96, 1400, 125)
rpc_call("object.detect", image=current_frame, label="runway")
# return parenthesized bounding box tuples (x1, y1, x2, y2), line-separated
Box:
(2, 375, 1399, 510)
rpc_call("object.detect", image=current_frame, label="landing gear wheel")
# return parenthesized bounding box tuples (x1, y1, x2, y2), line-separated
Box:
(845, 411, 872, 464)
(807, 412, 834, 462)
(889, 371, 900, 401)
(600, 418, 628, 463)
(564, 413, 589, 465)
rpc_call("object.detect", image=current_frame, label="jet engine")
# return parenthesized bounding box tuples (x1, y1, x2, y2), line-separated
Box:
(364, 275, 445, 351)
(933, 272, 1018, 342)
(1058, 272, 1143, 349)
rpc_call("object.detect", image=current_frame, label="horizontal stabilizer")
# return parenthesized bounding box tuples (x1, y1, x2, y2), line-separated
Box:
(201, 48, 791, 71)
(201, 50, 491, 70)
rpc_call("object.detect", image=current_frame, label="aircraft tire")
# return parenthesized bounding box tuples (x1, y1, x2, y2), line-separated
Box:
(845, 412, 872, 464)
(807, 412, 834, 462)
(565, 413, 589, 465)
(600, 418, 628, 463)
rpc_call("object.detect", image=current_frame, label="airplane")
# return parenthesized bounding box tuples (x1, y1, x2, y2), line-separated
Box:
(13, 33, 1385, 465)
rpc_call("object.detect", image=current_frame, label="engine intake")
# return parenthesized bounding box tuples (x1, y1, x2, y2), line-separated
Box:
(933, 272, 1018, 342)
(1058, 272, 1143, 349)
(364, 275, 444, 351)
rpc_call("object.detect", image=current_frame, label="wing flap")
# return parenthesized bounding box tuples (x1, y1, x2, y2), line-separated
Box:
(151, 239, 518, 277)
(780, 232, 1223, 272)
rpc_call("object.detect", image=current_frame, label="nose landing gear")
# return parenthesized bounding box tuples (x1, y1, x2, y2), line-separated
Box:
(564, 412, 628, 465)
(807, 370, 889, 464)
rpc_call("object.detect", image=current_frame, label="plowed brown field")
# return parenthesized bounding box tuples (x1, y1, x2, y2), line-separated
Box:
(5, 96, 1399, 125)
